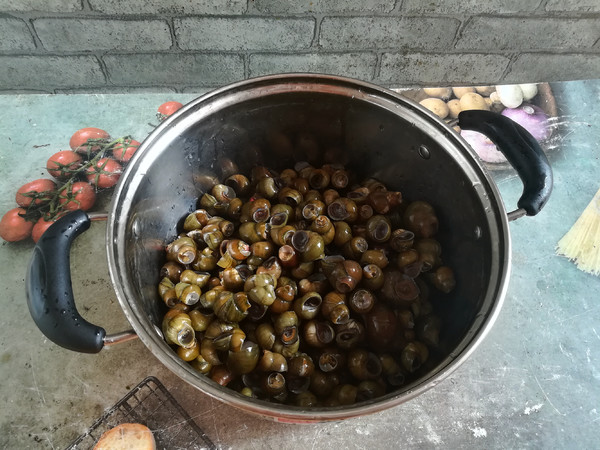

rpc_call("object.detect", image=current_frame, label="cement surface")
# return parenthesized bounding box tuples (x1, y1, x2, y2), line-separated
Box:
(0, 81, 599, 449)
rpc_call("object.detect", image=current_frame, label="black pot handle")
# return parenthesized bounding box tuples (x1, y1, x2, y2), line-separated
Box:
(26, 210, 106, 354)
(458, 109, 553, 218)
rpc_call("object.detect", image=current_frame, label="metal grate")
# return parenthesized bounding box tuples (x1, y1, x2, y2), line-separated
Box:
(67, 376, 216, 450)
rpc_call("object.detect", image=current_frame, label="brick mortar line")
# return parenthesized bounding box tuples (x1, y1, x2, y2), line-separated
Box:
(14, 13, 177, 21)
(392, 0, 405, 13)
(536, 0, 550, 12)
(377, 49, 600, 55)
(167, 17, 180, 51)
(500, 53, 519, 80)
(451, 16, 469, 48)
(242, 0, 256, 14)
(3, 11, 600, 20)
(23, 17, 44, 50)
(318, 12, 600, 19)
(447, 12, 600, 19)
(4, 12, 315, 20)
(373, 53, 382, 79)
(1, 48, 599, 58)
(0, 50, 269, 56)
(243, 53, 249, 79)
(94, 52, 110, 85)
(310, 15, 323, 48)
(248, 48, 600, 55)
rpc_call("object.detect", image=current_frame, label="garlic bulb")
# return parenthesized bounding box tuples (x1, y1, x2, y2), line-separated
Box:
(495, 85, 524, 108)
(495, 83, 539, 108)
(519, 83, 538, 101)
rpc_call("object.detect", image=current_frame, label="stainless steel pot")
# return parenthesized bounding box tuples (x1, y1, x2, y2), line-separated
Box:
(26, 74, 552, 422)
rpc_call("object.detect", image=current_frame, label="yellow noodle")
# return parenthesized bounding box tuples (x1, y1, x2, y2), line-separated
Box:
(556, 188, 600, 276)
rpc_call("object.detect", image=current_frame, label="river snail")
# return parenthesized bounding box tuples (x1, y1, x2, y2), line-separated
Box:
(162, 310, 196, 349)
(293, 291, 322, 321)
(334, 318, 365, 350)
(166, 236, 197, 265)
(188, 309, 213, 332)
(213, 291, 251, 323)
(298, 273, 328, 296)
(321, 255, 362, 294)
(160, 261, 184, 283)
(303, 319, 335, 348)
(225, 173, 251, 197)
(244, 273, 277, 306)
(227, 340, 260, 375)
(158, 161, 456, 407)
(258, 349, 288, 372)
(347, 349, 383, 381)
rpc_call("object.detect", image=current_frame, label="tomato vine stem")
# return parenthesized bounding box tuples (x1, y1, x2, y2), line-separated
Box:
(21, 135, 133, 222)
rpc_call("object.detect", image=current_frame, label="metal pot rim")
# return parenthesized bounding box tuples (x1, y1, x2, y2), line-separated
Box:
(107, 73, 511, 422)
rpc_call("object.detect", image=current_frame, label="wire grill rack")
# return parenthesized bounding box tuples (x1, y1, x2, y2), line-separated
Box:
(67, 376, 216, 450)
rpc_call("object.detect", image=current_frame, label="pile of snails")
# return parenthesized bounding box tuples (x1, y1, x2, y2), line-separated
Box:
(157, 162, 455, 407)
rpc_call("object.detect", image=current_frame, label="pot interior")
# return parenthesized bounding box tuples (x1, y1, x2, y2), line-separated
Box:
(109, 75, 510, 419)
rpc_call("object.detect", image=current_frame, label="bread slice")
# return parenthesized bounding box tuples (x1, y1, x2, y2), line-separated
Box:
(93, 423, 156, 450)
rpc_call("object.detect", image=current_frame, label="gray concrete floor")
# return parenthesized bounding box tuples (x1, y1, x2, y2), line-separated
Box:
(0, 80, 599, 449)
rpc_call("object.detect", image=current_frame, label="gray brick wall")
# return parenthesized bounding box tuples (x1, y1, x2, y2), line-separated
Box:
(0, 0, 598, 93)
(0, 18, 35, 51)
(507, 53, 600, 81)
(319, 17, 461, 50)
(400, 0, 543, 14)
(34, 18, 173, 52)
(545, 0, 600, 11)
(103, 53, 245, 86)
(175, 17, 315, 51)
(456, 17, 599, 50)
(250, 52, 378, 80)
(0, 0, 82, 12)
(88, 0, 247, 15)
(0, 56, 105, 89)
(378, 53, 512, 85)
(253, 0, 395, 14)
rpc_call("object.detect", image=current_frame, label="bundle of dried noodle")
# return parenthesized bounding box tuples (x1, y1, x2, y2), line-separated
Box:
(556, 188, 600, 276)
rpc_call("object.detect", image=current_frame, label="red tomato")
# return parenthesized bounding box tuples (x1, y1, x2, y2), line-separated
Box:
(157, 101, 183, 121)
(85, 157, 122, 189)
(0, 208, 34, 242)
(70, 127, 110, 154)
(16, 179, 57, 207)
(47, 151, 83, 179)
(59, 182, 96, 211)
(32, 216, 59, 243)
(112, 137, 141, 163)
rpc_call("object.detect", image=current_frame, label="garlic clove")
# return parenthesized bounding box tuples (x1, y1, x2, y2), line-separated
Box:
(495, 84, 524, 108)
(518, 83, 538, 101)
